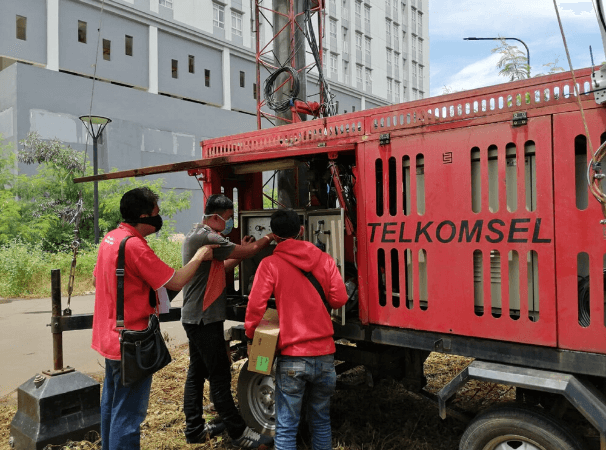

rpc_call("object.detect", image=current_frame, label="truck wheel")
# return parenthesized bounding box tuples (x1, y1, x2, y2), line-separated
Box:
(459, 404, 584, 450)
(237, 363, 276, 436)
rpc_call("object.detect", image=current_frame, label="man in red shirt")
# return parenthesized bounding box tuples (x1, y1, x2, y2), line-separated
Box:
(245, 209, 349, 450)
(92, 187, 216, 450)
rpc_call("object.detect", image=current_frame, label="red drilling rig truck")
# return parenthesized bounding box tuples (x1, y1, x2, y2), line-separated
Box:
(69, 2, 606, 447)
(77, 65, 606, 449)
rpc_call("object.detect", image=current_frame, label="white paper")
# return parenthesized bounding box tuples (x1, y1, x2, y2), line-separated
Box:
(157, 287, 170, 314)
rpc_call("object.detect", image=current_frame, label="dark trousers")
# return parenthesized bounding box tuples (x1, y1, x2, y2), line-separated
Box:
(183, 320, 247, 440)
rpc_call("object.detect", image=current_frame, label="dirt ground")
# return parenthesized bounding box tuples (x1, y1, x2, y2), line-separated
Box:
(0, 346, 600, 450)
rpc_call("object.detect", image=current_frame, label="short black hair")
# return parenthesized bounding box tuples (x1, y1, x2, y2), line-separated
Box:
(205, 194, 233, 215)
(270, 209, 300, 239)
(120, 187, 159, 222)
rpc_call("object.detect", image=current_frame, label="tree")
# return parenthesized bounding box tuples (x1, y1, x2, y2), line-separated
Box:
(533, 58, 565, 77)
(9, 132, 191, 251)
(0, 135, 26, 245)
(491, 38, 530, 81)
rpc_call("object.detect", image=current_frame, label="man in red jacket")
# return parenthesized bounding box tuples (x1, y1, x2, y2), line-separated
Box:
(245, 209, 348, 450)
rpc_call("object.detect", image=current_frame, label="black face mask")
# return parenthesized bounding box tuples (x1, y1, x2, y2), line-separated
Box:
(132, 215, 163, 232)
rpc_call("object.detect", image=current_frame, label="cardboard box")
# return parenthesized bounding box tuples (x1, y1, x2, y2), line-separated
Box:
(248, 309, 280, 375)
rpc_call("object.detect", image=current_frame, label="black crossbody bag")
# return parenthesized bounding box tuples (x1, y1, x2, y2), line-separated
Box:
(116, 236, 172, 387)
(275, 254, 331, 314)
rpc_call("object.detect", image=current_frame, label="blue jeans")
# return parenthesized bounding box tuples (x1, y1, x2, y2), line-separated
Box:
(101, 359, 153, 450)
(275, 355, 336, 450)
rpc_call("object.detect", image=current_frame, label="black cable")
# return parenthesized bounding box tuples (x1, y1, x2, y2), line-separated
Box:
(598, 0, 606, 35)
(264, 66, 300, 112)
(302, 0, 336, 116)
(578, 275, 591, 327)
(577, 269, 606, 327)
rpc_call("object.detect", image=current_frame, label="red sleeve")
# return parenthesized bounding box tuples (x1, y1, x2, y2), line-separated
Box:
(128, 238, 175, 290)
(325, 255, 349, 310)
(245, 259, 275, 339)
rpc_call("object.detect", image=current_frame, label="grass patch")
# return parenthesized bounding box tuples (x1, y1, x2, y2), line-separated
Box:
(0, 237, 183, 299)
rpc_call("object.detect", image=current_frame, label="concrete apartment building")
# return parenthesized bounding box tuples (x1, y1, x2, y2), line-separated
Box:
(0, 0, 429, 232)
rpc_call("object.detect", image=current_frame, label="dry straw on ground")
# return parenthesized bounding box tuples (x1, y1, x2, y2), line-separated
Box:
(0, 347, 598, 450)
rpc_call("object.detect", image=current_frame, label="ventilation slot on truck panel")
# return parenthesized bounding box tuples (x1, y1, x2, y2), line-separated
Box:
(525, 141, 537, 212)
(402, 155, 411, 216)
(506, 143, 517, 212)
(575, 135, 588, 211)
(377, 247, 425, 311)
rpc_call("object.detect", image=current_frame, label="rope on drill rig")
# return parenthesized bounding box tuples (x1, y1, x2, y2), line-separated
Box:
(264, 66, 300, 112)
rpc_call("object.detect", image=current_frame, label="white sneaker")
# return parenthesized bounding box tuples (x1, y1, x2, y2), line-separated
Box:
(231, 426, 273, 448)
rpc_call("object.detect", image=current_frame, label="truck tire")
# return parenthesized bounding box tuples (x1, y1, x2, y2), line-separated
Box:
(459, 404, 584, 450)
(237, 363, 276, 436)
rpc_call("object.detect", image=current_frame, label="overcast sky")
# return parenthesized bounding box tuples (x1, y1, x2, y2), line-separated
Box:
(428, 0, 605, 97)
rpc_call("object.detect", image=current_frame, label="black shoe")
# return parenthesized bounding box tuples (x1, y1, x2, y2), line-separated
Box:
(186, 421, 227, 443)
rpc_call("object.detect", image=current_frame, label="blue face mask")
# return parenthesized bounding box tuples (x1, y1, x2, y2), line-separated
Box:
(221, 217, 234, 235)
(207, 214, 233, 235)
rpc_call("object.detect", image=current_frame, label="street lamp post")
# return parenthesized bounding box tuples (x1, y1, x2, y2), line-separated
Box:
(464, 37, 530, 77)
(79, 115, 111, 245)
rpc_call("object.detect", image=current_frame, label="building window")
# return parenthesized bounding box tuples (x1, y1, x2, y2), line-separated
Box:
(253, 82, 257, 99)
(172, 59, 178, 78)
(103, 39, 111, 61)
(205, 69, 211, 87)
(387, 78, 393, 98)
(330, 19, 337, 40)
(393, 24, 398, 47)
(412, 61, 417, 85)
(386, 0, 391, 13)
(352, 105, 356, 112)
(342, 27, 349, 53)
(394, 51, 400, 73)
(386, 49, 392, 69)
(365, 67, 372, 90)
(356, 64, 363, 85)
(189, 55, 195, 73)
(385, 20, 391, 47)
(395, 81, 400, 103)
(411, 7, 416, 33)
(16, 16, 26, 41)
(412, 36, 416, 60)
(240, 71, 245, 87)
(364, 5, 371, 29)
(159, 0, 173, 8)
(78, 20, 87, 44)
(418, 11, 422, 35)
(213, 3, 225, 29)
(364, 36, 371, 58)
(342, 0, 348, 17)
(419, 65, 423, 83)
(393, 1, 398, 21)
(355, 32, 362, 52)
(232, 11, 243, 37)
(330, 53, 338, 76)
(343, 60, 349, 81)
(418, 37, 423, 61)
(125, 35, 133, 56)
(329, 19, 337, 41)
(355, 0, 362, 21)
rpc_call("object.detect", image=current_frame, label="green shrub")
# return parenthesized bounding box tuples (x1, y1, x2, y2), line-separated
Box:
(0, 239, 49, 297)
(0, 237, 183, 299)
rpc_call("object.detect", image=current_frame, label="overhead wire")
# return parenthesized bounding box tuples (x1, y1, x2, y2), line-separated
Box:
(551, 0, 606, 219)
(66, 0, 106, 312)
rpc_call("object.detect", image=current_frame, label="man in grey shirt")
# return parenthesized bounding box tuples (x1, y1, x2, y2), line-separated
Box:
(181, 194, 274, 448)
